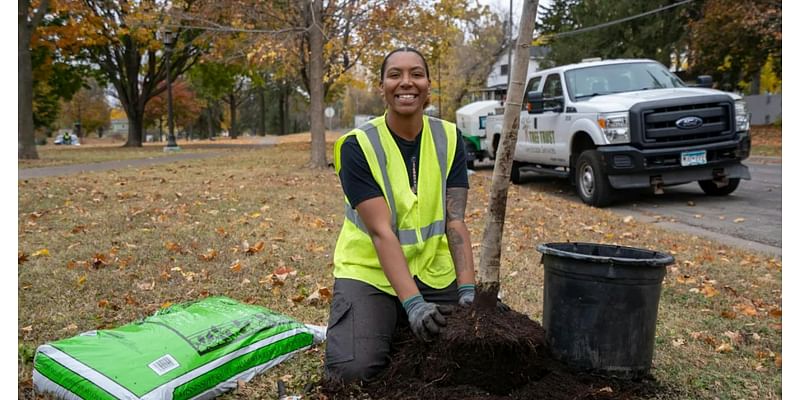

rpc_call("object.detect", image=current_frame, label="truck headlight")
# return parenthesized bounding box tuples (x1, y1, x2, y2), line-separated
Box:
(598, 112, 630, 144)
(735, 100, 750, 133)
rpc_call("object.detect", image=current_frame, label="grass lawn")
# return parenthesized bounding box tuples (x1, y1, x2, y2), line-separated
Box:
(749, 125, 782, 157)
(18, 141, 781, 399)
(17, 136, 275, 169)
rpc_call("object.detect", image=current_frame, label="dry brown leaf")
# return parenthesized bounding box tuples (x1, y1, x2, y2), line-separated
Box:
(21, 325, 33, 333)
(720, 310, 737, 319)
(165, 241, 182, 253)
(161, 301, 173, 309)
(18, 251, 28, 265)
(768, 308, 782, 317)
(77, 275, 87, 286)
(199, 249, 218, 261)
(716, 343, 733, 353)
(98, 299, 110, 308)
(318, 286, 332, 302)
(700, 284, 718, 298)
(215, 227, 227, 236)
(92, 253, 108, 269)
(230, 260, 243, 272)
(775, 354, 782, 368)
(245, 241, 265, 255)
(291, 294, 306, 304)
(736, 303, 758, 316)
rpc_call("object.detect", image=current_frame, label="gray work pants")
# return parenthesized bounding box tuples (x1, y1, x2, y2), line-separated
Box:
(324, 277, 457, 383)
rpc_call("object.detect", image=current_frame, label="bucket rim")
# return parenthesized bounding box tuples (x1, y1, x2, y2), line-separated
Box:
(536, 242, 675, 267)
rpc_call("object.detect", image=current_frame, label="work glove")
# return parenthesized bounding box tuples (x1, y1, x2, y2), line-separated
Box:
(457, 284, 475, 307)
(402, 294, 450, 342)
(458, 284, 510, 312)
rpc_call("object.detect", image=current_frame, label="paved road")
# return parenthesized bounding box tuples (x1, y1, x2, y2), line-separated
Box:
(474, 157, 782, 257)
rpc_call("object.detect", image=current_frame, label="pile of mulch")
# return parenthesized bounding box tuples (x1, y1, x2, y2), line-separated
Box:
(318, 307, 662, 400)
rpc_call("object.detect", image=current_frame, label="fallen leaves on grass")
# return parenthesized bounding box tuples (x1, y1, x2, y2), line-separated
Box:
(18, 251, 28, 265)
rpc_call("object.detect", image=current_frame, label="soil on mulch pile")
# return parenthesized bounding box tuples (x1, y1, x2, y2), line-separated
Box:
(319, 306, 661, 400)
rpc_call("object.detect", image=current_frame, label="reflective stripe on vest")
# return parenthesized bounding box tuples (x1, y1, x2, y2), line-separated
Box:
(343, 118, 450, 245)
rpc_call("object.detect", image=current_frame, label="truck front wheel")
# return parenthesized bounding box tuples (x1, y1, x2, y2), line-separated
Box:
(575, 150, 613, 207)
(698, 178, 740, 196)
(510, 161, 523, 184)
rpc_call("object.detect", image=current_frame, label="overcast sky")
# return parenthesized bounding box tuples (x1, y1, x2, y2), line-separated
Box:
(475, 0, 553, 31)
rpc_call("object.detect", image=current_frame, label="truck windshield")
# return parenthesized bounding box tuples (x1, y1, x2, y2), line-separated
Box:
(565, 62, 686, 101)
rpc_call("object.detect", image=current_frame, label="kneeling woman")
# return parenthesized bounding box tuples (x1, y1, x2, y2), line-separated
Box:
(324, 47, 478, 383)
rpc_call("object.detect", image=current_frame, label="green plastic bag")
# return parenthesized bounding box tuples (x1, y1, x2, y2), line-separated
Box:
(33, 296, 325, 399)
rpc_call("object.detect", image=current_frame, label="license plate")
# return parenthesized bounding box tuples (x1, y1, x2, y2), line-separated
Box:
(681, 150, 707, 166)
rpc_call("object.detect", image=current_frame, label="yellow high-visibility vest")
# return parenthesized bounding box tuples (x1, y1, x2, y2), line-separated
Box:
(332, 114, 458, 295)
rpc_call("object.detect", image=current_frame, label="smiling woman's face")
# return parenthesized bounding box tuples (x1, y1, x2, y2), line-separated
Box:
(381, 51, 430, 117)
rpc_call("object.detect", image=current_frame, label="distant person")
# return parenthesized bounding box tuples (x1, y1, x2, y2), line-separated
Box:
(324, 47, 477, 383)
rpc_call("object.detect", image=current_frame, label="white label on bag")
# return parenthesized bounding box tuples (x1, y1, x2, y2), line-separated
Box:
(148, 354, 180, 376)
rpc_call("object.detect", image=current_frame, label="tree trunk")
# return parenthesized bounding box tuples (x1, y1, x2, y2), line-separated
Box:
(308, 0, 327, 167)
(476, 0, 539, 310)
(124, 111, 144, 147)
(279, 85, 287, 135)
(229, 91, 238, 139)
(258, 87, 266, 136)
(18, 0, 48, 160)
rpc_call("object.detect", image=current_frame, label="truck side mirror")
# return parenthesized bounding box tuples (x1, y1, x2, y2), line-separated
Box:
(695, 75, 713, 88)
(527, 91, 544, 114)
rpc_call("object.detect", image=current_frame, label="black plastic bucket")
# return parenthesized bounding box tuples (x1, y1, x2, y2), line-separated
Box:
(537, 242, 674, 379)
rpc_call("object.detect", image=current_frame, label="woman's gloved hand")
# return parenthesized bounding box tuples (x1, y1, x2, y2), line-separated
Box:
(458, 284, 511, 312)
(402, 294, 450, 341)
(457, 284, 475, 307)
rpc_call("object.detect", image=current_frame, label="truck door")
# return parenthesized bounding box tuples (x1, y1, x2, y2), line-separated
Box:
(537, 73, 568, 166)
(516, 77, 542, 162)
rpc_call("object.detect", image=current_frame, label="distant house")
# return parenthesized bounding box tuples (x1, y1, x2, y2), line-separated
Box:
(478, 45, 550, 101)
(109, 109, 128, 137)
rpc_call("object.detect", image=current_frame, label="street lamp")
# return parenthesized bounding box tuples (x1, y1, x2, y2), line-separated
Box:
(160, 28, 180, 152)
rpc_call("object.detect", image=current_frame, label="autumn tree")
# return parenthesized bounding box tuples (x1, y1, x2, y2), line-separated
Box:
(19, 0, 51, 159)
(687, 0, 781, 93)
(536, 0, 692, 69)
(58, 79, 111, 137)
(74, 0, 205, 147)
(144, 79, 203, 140)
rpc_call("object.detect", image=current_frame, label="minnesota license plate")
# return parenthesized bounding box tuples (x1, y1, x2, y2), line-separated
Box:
(681, 150, 707, 166)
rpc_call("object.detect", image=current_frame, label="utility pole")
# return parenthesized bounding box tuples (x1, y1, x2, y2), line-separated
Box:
(507, 0, 513, 95)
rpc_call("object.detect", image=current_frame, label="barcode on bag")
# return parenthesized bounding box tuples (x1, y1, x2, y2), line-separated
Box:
(148, 354, 179, 376)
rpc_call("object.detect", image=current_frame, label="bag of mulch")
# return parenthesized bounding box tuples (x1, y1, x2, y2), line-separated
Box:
(33, 296, 326, 400)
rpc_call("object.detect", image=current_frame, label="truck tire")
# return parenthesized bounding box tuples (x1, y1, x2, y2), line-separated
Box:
(575, 150, 613, 207)
(510, 161, 522, 184)
(465, 142, 477, 170)
(698, 178, 740, 196)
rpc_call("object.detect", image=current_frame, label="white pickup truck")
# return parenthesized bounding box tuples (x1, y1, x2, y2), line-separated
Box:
(484, 58, 752, 207)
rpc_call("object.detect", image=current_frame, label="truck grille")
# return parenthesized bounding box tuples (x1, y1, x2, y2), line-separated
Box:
(639, 101, 733, 147)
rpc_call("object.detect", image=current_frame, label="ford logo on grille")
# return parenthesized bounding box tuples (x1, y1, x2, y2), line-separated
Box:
(676, 116, 703, 129)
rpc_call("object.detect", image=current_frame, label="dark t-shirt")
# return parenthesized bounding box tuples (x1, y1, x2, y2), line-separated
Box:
(338, 126, 469, 208)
